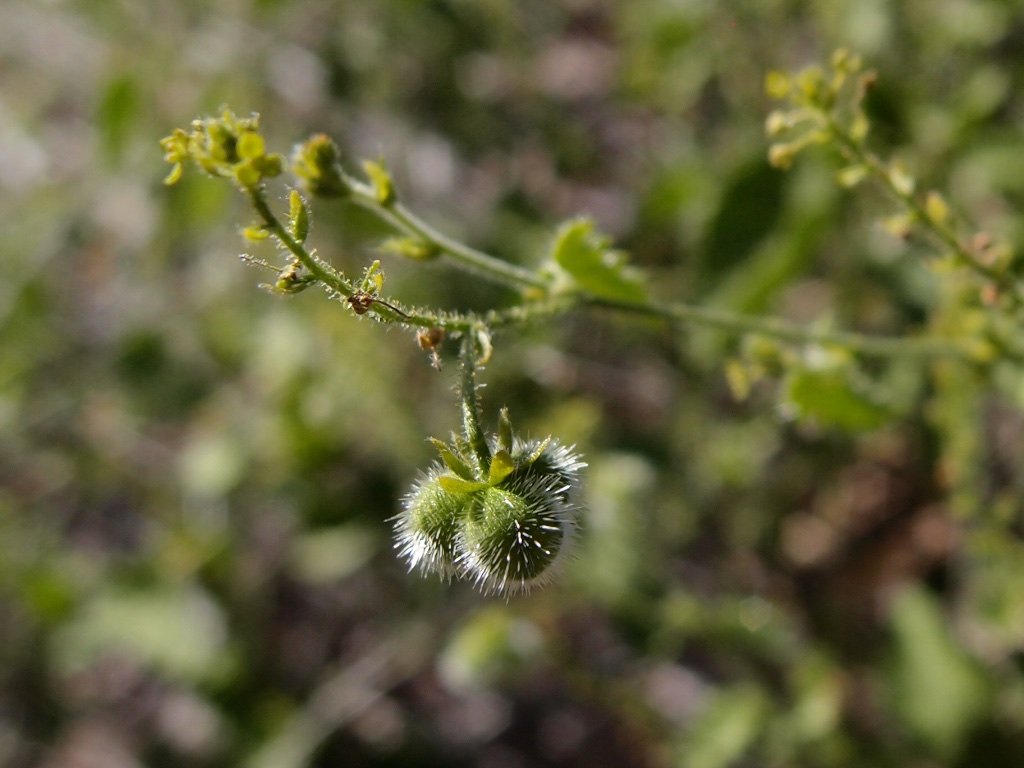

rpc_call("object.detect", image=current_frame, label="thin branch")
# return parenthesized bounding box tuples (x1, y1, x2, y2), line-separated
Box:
(248, 186, 352, 296)
(584, 295, 972, 359)
(460, 333, 492, 474)
(344, 177, 551, 292)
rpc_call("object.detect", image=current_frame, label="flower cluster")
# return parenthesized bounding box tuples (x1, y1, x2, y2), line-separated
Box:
(394, 409, 585, 595)
(160, 107, 284, 189)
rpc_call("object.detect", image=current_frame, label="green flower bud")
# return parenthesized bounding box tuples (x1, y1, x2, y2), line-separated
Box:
(206, 121, 240, 164)
(292, 134, 350, 198)
(160, 108, 277, 187)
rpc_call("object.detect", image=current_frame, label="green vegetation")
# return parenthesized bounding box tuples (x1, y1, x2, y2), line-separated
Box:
(5, 1, 1024, 766)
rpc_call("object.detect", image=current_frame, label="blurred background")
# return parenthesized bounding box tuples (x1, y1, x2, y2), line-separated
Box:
(5, 0, 1024, 766)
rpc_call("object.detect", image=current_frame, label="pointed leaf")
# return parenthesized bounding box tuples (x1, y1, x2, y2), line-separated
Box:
(242, 225, 270, 242)
(439, 475, 486, 495)
(487, 449, 515, 486)
(783, 368, 888, 431)
(551, 218, 646, 302)
(288, 189, 310, 243)
(430, 438, 478, 482)
(363, 159, 395, 205)
(836, 164, 869, 188)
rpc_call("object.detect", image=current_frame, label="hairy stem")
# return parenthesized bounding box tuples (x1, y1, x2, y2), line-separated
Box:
(823, 113, 1018, 303)
(459, 334, 491, 475)
(248, 186, 353, 295)
(254, 181, 972, 362)
(584, 295, 972, 359)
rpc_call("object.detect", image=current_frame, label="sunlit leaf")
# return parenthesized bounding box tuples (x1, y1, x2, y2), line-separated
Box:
(551, 218, 646, 302)
(783, 367, 889, 431)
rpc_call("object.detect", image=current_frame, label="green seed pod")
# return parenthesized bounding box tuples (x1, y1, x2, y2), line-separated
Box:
(458, 472, 579, 595)
(393, 469, 472, 579)
(508, 438, 585, 505)
(395, 424, 585, 595)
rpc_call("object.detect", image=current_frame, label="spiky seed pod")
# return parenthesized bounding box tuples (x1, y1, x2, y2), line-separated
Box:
(458, 472, 579, 595)
(394, 424, 585, 595)
(508, 438, 585, 504)
(393, 470, 470, 579)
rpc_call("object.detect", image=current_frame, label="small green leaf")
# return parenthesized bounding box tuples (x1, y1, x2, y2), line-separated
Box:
(551, 218, 646, 302)
(677, 685, 769, 768)
(363, 159, 395, 205)
(242, 225, 270, 241)
(289, 525, 377, 584)
(98, 75, 140, 165)
(887, 588, 992, 758)
(379, 237, 439, 261)
(439, 475, 486, 495)
(288, 189, 310, 243)
(430, 438, 478, 482)
(53, 585, 228, 685)
(783, 368, 888, 431)
(888, 162, 916, 196)
(163, 162, 183, 185)
(836, 164, 869, 188)
(487, 449, 515, 485)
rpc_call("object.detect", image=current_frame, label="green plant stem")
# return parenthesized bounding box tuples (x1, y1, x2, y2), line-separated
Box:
(345, 178, 550, 292)
(584, 295, 971, 359)
(248, 186, 353, 296)
(822, 113, 1016, 298)
(459, 334, 492, 474)
(254, 179, 973, 362)
(250, 185, 464, 328)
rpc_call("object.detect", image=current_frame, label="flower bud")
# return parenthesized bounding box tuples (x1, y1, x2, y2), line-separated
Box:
(292, 134, 350, 198)
(160, 108, 282, 187)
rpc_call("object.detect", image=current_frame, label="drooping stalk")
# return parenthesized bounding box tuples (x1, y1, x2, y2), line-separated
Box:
(459, 333, 491, 476)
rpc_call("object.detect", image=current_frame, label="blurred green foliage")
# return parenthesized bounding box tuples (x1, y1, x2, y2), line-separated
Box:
(4, 0, 1024, 766)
